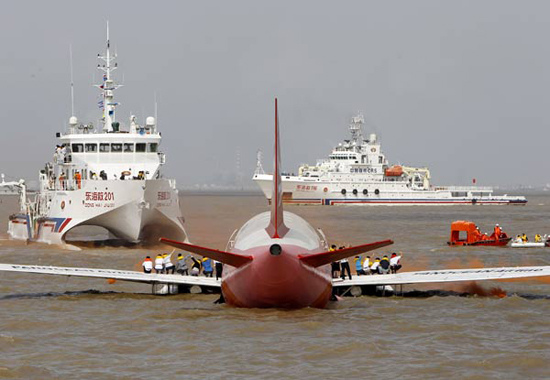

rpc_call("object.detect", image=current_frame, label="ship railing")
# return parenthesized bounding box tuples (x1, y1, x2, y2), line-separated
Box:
(53, 179, 83, 191)
(433, 186, 492, 191)
(158, 152, 166, 164)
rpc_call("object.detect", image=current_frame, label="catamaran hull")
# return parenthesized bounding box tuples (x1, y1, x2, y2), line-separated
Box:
(8, 179, 186, 246)
(253, 174, 527, 206)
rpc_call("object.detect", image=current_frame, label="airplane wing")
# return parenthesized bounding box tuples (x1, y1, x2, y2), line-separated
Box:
(160, 238, 253, 268)
(332, 266, 550, 287)
(0, 263, 221, 287)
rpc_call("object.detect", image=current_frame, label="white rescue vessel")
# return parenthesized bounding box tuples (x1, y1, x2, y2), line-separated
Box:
(8, 29, 187, 246)
(254, 114, 527, 206)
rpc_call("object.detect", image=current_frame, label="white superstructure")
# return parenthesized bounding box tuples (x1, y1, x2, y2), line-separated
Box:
(8, 29, 187, 245)
(254, 114, 527, 205)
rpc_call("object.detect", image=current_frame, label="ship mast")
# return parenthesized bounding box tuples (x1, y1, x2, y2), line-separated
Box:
(349, 113, 364, 145)
(95, 22, 121, 132)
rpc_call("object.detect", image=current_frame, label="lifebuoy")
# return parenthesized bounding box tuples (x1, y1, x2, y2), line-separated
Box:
(352, 189, 358, 195)
(363, 189, 368, 195)
(323, 187, 328, 193)
(341, 189, 347, 195)
(374, 189, 380, 195)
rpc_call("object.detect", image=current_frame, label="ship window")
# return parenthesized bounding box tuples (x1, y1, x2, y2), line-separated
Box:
(124, 143, 134, 152)
(99, 143, 110, 152)
(452, 192, 467, 197)
(85, 143, 97, 152)
(148, 143, 158, 153)
(379, 156, 383, 164)
(111, 143, 122, 152)
(136, 143, 146, 152)
(71, 144, 84, 153)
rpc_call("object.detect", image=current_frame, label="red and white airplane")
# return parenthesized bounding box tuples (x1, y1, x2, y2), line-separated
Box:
(1, 99, 549, 308)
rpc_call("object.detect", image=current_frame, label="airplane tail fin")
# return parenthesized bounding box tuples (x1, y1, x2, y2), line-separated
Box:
(160, 238, 253, 268)
(298, 239, 394, 268)
(265, 98, 289, 239)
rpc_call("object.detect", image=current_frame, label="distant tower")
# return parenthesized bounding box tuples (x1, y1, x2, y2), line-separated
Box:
(236, 147, 244, 190)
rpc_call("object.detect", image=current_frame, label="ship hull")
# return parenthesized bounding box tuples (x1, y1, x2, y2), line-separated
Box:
(8, 179, 187, 246)
(253, 174, 527, 206)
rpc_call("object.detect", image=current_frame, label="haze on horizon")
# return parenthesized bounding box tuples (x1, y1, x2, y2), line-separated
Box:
(1, 1, 549, 189)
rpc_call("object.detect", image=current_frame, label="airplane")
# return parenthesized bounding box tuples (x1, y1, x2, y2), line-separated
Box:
(1, 99, 550, 308)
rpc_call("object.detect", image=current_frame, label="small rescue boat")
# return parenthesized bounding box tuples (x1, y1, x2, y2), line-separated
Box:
(510, 235, 550, 248)
(447, 220, 511, 246)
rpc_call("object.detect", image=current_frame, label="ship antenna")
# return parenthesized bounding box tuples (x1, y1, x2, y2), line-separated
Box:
(255, 149, 265, 175)
(349, 112, 364, 144)
(154, 91, 158, 126)
(69, 44, 75, 117)
(94, 20, 122, 132)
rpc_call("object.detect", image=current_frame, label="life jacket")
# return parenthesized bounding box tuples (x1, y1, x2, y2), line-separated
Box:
(202, 258, 213, 272)
(362, 259, 370, 270)
(154, 256, 164, 269)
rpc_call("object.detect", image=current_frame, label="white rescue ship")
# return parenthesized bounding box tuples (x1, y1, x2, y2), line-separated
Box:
(254, 114, 527, 206)
(8, 31, 188, 245)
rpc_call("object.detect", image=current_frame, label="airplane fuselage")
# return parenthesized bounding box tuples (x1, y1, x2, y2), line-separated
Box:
(221, 211, 332, 308)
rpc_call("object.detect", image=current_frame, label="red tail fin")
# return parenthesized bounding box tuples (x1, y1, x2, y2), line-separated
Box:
(160, 238, 253, 268)
(298, 240, 394, 268)
(265, 98, 289, 239)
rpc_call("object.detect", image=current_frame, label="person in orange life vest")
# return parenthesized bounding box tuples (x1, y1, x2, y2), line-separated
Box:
(494, 224, 502, 239)
(142, 256, 153, 274)
(74, 171, 82, 189)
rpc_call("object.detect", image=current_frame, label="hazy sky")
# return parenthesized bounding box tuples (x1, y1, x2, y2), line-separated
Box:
(1, 1, 549, 188)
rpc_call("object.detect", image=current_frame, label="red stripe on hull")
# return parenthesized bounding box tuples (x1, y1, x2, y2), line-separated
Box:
(58, 218, 72, 233)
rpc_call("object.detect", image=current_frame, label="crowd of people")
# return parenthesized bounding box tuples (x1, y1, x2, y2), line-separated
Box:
(329, 244, 403, 280)
(142, 252, 223, 280)
(143, 246, 403, 282)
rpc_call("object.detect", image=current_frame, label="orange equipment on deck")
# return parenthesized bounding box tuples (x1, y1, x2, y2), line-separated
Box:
(384, 165, 403, 177)
(447, 220, 511, 246)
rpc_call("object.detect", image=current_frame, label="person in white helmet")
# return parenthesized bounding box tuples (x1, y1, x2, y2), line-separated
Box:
(494, 224, 502, 240)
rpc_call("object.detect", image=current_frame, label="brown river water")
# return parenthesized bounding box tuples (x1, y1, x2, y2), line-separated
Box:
(0, 194, 549, 379)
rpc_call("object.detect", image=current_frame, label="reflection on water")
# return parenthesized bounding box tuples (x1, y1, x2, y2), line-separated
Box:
(0, 194, 549, 379)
